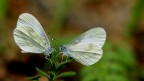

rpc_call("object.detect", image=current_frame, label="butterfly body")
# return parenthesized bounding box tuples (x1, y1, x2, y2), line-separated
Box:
(44, 47, 54, 55)
(60, 45, 71, 56)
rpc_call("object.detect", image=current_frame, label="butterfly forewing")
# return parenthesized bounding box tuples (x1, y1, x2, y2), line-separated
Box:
(13, 13, 51, 54)
(68, 27, 106, 53)
(17, 13, 50, 46)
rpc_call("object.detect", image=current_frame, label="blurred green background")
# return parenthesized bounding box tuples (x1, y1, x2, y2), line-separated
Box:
(0, 0, 144, 81)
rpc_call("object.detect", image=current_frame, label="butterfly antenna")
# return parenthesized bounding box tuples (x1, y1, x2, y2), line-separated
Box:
(47, 32, 59, 49)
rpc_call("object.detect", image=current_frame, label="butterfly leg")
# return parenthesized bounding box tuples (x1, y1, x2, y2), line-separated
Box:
(61, 54, 65, 62)
(65, 56, 70, 62)
(45, 55, 50, 60)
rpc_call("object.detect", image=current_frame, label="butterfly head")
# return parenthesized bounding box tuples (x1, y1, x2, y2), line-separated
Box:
(44, 47, 55, 55)
(60, 45, 69, 56)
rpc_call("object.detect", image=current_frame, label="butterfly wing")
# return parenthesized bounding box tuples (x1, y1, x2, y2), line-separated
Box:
(69, 50, 102, 66)
(13, 13, 50, 53)
(17, 13, 50, 45)
(68, 27, 106, 49)
(66, 27, 106, 65)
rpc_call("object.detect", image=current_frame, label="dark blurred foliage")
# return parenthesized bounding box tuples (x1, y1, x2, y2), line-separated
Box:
(81, 42, 137, 81)
(6, 55, 45, 76)
(0, 0, 144, 81)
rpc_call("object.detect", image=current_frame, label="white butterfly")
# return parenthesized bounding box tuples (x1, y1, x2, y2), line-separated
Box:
(60, 27, 106, 66)
(13, 13, 54, 55)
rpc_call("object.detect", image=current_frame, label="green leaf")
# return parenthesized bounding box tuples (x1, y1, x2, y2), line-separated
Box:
(49, 71, 56, 78)
(56, 71, 76, 78)
(33, 80, 38, 81)
(26, 75, 41, 80)
(56, 58, 72, 71)
(35, 67, 49, 77)
(50, 61, 57, 71)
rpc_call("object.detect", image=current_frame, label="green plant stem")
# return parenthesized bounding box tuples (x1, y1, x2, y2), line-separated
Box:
(47, 52, 73, 81)
(48, 53, 57, 81)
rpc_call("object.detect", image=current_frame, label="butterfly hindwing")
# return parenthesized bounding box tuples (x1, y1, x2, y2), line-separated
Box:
(69, 49, 103, 66)
(14, 26, 47, 53)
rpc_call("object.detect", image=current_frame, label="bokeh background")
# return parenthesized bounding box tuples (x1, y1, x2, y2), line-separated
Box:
(0, 0, 144, 81)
